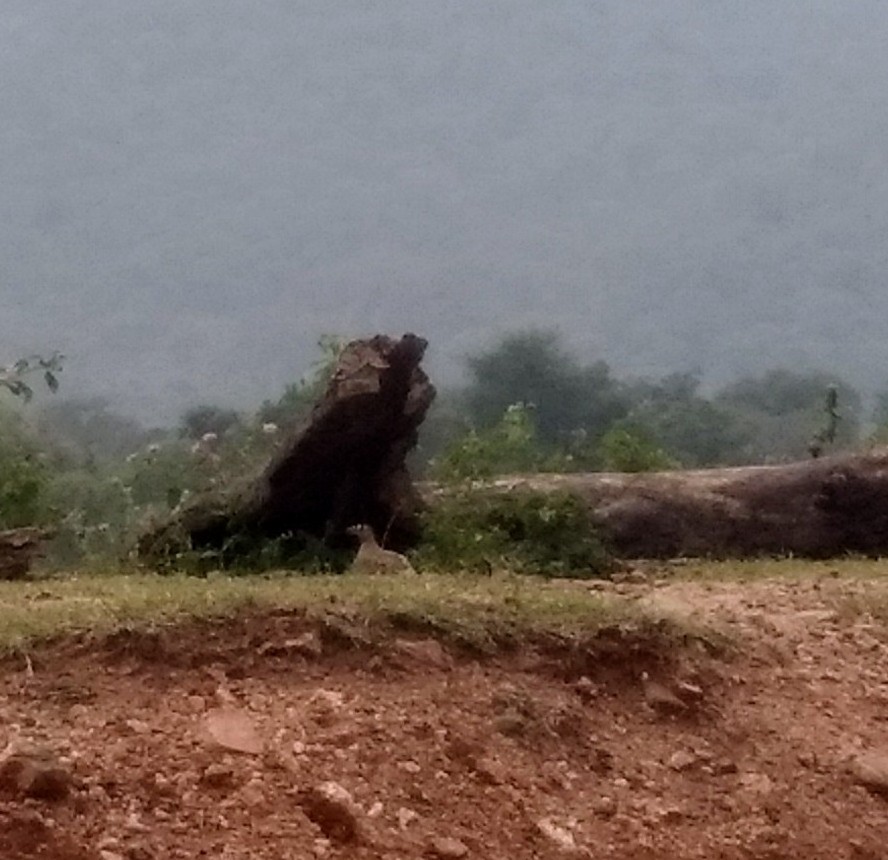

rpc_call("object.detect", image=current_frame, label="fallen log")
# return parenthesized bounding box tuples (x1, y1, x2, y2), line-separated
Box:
(432, 449, 888, 559)
(137, 333, 436, 562)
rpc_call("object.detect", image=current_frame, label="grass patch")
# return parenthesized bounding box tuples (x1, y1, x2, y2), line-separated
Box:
(0, 570, 710, 655)
(665, 557, 888, 583)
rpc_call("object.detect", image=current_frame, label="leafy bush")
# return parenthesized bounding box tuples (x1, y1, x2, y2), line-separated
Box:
(430, 403, 548, 481)
(412, 489, 613, 578)
(597, 426, 675, 472)
(0, 409, 50, 528)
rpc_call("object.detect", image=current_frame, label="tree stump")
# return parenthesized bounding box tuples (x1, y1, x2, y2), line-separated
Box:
(0, 528, 52, 581)
(138, 333, 436, 563)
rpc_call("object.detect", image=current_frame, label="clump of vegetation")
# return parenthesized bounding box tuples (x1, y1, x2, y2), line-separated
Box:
(0, 353, 63, 530)
(596, 425, 675, 472)
(412, 488, 613, 578)
(166, 530, 353, 577)
(0, 410, 49, 529)
(808, 385, 840, 458)
(430, 402, 547, 481)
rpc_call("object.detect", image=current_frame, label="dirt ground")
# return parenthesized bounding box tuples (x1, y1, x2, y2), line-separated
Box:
(2, 572, 888, 859)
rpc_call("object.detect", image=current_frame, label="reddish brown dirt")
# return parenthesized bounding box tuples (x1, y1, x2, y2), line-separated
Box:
(2, 576, 888, 859)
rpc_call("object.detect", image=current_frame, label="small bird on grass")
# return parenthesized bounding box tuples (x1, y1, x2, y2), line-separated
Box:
(346, 524, 417, 576)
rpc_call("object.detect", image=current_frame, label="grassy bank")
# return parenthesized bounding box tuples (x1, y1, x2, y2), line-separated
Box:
(0, 570, 704, 654)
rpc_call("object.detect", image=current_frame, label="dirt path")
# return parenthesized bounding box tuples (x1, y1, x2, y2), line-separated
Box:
(2, 574, 888, 859)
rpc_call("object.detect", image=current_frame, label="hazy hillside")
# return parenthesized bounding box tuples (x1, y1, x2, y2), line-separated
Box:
(2, 1, 886, 421)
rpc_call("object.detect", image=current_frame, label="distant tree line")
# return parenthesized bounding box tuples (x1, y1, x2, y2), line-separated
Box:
(416, 329, 866, 477)
(0, 332, 879, 565)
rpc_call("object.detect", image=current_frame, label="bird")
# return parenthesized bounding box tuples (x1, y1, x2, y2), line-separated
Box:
(346, 524, 417, 576)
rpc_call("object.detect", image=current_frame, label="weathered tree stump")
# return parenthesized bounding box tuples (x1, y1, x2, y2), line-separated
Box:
(138, 333, 436, 562)
(0, 528, 52, 580)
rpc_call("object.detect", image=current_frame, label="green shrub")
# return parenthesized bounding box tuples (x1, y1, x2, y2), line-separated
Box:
(597, 426, 675, 472)
(430, 403, 547, 481)
(412, 489, 613, 578)
(0, 410, 50, 528)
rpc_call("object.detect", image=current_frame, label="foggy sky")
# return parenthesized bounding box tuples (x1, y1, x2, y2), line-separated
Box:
(2, 1, 887, 422)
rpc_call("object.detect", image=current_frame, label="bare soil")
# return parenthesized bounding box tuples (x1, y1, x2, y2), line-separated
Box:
(2, 574, 888, 859)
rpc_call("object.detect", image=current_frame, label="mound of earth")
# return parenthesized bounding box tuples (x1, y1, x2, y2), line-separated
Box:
(1, 575, 888, 859)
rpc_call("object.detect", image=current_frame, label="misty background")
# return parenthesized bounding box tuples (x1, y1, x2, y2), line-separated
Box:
(2, 1, 887, 423)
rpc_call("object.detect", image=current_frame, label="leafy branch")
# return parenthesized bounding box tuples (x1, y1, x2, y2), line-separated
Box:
(0, 353, 64, 402)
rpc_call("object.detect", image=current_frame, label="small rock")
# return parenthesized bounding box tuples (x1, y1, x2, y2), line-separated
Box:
(675, 681, 704, 701)
(306, 689, 345, 726)
(536, 817, 576, 852)
(427, 836, 469, 858)
(445, 734, 486, 765)
(214, 686, 239, 707)
(185, 695, 207, 713)
(300, 781, 364, 843)
(291, 631, 324, 658)
(258, 631, 323, 658)
(667, 750, 698, 772)
(851, 750, 888, 795)
(124, 812, 150, 834)
(573, 677, 598, 703)
(658, 805, 685, 824)
(99, 852, 125, 860)
(238, 779, 265, 807)
(199, 708, 264, 755)
(473, 757, 507, 786)
(392, 639, 454, 670)
(711, 758, 739, 776)
(397, 806, 418, 830)
(641, 674, 688, 715)
(124, 719, 151, 736)
(591, 796, 617, 817)
(0, 744, 72, 801)
(738, 772, 773, 795)
(200, 763, 237, 789)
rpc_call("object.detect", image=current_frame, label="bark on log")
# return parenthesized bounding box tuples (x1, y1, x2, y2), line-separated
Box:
(137, 333, 435, 562)
(0, 528, 52, 581)
(433, 449, 888, 559)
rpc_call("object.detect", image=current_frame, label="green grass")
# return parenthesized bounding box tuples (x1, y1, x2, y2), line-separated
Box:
(0, 570, 709, 654)
(666, 556, 888, 583)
